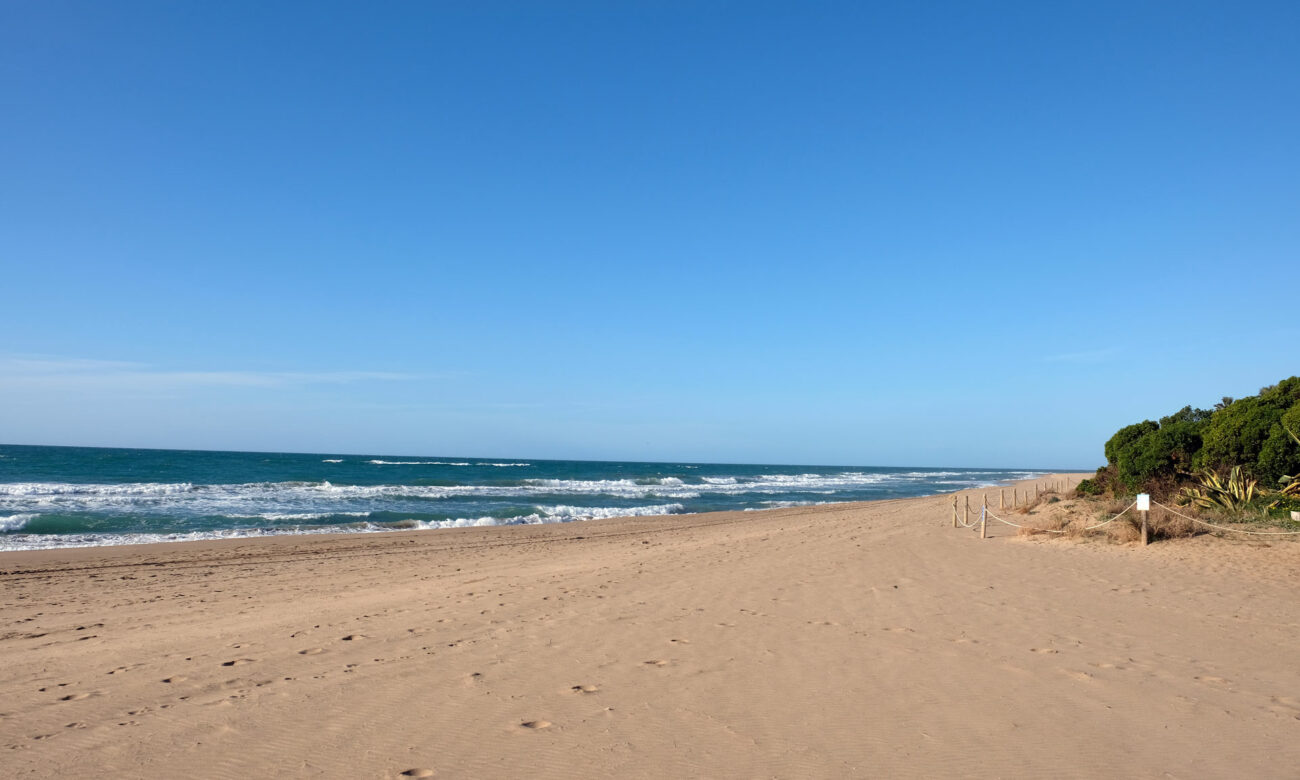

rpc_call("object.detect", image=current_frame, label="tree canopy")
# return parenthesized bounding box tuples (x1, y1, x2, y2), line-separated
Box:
(1095, 377, 1300, 493)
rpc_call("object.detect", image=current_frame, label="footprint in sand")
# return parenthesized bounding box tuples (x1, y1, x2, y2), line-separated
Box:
(1268, 696, 1300, 719)
(643, 660, 668, 667)
(298, 648, 325, 655)
(669, 638, 691, 644)
(221, 659, 255, 667)
(520, 720, 552, 729)
(1195, 675, 1230, 685)
(400, 770, 436, 778)
(341, 634, 367, 641)
(1030, 648, 1059, 654)
(60, 693, 91, 701)
(162, 676, 188, 683)
(571, 685, 599, 694)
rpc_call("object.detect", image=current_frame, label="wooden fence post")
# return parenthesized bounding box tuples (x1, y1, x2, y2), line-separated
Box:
(980, 495, 987, 539)
(1141, 508, 1149, 546)
(964, 495, 970, 528)
(952, 496, 958, 528)
(999, 489, 1005, 509)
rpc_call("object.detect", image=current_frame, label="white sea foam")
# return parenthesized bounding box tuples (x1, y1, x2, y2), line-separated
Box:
(0, 468, 1048, 550)
(758, 500, 830, 508)
(227, 511, 373, 522)
(0, 482, 195, 497)
(0, 471, 994, 516)
(322, 459, 344, 463)
(0, 502, 687, 550)
(365, 460, 529, 466)
(536, 503, 685, 520)
(368, 460, 472, 465)
(0, 513, 36, 532)
(0, 526, 374, 551)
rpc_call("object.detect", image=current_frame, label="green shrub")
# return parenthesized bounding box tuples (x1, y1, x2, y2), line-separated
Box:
(1100, 408, 1209, 491)
(1197, 398, 1279, 473)
(1159, 405, 1213, 427)
(1105, 421, 1157, 465)
(1114, 419, 1206, 490)
(1196, 378, 1300, 479)
(1097, 376, 1300, 497)
(1256, 405, 1300, 485)
(1075, 478, 1104, 496)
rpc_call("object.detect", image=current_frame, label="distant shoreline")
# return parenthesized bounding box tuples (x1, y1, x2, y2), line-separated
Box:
(0, 472, 1087, 559)
(0, 444, 1074, 552)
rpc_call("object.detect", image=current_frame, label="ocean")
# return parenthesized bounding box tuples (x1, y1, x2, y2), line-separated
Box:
(0, 444, 1046, 551)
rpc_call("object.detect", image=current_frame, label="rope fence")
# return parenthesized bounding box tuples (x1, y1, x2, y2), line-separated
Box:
(1153, 501, 1300, 536)
(982, 501, 1137, 534)
(948, 476, 1300, 544)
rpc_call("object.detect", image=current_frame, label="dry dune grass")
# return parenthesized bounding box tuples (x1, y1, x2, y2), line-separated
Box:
(1009, 494, 1252, 543)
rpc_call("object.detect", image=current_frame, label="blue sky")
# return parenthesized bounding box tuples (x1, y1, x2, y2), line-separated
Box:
(2, 1, 1297, 467)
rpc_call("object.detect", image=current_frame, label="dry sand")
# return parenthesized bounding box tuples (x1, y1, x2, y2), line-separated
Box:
(2, 474, 1298, 778)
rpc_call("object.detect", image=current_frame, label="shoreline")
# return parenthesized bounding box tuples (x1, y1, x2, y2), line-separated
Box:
(4, 472, 1297, 778)
(0, 472, 1082, 557)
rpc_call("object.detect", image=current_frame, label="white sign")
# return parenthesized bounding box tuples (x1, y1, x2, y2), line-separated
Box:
(1136, 493, 1150, 511)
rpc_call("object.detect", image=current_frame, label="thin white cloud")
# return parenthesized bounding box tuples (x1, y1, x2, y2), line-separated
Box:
(0, 354, 414, 391)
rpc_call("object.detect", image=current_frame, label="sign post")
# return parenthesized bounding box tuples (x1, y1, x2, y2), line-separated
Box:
(1136, 493, 1150, 546)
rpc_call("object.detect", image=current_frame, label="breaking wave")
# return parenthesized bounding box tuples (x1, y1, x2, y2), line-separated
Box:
(0, 455, 1045, 550)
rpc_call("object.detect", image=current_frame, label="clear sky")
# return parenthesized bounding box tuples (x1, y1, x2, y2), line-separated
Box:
(2, 1, 1297, 467)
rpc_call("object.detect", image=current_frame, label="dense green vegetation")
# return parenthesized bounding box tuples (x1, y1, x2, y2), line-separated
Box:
(1080, 377, 1300, 499)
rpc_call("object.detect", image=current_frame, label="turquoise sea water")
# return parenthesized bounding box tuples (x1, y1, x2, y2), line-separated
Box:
(0, 444, 1047, 550)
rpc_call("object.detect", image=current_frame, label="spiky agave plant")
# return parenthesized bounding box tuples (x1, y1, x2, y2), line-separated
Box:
(1180, 466, 1258, 512)
(1268, 422, 1300, 506)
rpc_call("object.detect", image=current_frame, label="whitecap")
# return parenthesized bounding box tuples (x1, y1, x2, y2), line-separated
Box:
(535, 503, 686, 520)
(368, 459, 471, 465)
(0, 482, 195, 497)
(0, 513, 36, 532)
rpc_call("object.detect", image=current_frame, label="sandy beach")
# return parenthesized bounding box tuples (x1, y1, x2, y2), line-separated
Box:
(3, 474, 1298, 778)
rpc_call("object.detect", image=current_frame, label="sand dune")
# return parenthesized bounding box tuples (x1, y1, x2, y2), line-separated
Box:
(2, 474, 1298, 778)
